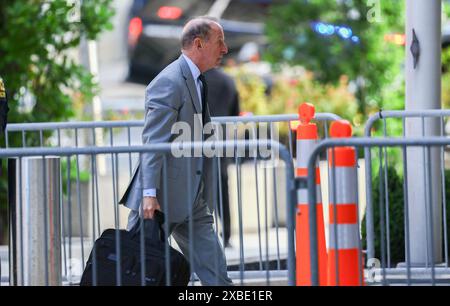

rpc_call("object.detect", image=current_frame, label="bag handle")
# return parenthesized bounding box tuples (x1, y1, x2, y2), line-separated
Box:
(129, 210, 166, 243)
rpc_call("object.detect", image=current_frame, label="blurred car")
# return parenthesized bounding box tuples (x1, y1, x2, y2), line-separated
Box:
(126, 0, 278, 84)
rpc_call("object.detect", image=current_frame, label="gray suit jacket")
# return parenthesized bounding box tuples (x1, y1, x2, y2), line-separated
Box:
(119, 55, 214, 223)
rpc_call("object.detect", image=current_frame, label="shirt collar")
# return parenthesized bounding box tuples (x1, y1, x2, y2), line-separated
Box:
(182, 53, 201, 81)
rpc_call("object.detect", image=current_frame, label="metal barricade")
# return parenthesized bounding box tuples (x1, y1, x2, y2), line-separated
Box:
(364, 110, 450, 271)
(304, 136, 450, 286)
(2, 113, 340, 285)
(1, 140, 297, 286)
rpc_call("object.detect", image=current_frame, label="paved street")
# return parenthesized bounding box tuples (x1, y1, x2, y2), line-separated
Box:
(97, 0, 146, 117)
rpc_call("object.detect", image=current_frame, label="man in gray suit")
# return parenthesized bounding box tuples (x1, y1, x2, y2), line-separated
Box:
(119, 17, 232, 286)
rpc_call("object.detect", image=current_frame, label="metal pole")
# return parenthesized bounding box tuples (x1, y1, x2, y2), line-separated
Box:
(405, 0, 442, 265)
(10, 157, 62, 285)
(79, 0, 106, 175)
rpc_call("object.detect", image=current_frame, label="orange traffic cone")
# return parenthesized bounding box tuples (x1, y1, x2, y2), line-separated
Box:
(295, 102, 328, 286)
(327, 120, 364, 286)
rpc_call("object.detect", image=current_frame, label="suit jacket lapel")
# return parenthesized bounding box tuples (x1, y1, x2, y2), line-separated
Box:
(179, 55, 202, 115)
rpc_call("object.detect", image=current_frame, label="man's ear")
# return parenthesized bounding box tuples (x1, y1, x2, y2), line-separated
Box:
(194, 38, 203, 49)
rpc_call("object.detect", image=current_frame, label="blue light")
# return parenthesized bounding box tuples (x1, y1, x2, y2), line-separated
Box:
(314, 22, 336, 36)
(351, 36, 360, 43)
(315, 23, 328, 35)
(338, 27, 352, 39)
(311, 21, 360, 43)
(326, 25, 335, 35)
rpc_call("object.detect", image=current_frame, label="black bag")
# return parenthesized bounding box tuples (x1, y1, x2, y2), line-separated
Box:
(80, 211, 190, 286)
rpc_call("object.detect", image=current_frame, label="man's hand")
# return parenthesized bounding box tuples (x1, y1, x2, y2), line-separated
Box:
(143, 196, 161, 219)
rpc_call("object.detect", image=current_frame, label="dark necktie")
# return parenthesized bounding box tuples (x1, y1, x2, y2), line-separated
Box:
(198, 74, 208, 124)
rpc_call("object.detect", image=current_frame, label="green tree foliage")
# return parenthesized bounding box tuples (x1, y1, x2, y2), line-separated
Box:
(442, 48, 450, 108)
(0, 0, 114, 243)
(226, 64, 359, 139)
(0, 0, 114, 129)
(445, 0, 450, 19)
(265, 0, 404, 118)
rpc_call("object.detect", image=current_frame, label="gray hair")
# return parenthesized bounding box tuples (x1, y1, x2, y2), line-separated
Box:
(181, 16, 220, 49)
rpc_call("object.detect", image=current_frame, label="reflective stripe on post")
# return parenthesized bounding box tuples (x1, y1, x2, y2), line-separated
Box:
(327, 120, 364, 286)
(296, 102, 327, 286)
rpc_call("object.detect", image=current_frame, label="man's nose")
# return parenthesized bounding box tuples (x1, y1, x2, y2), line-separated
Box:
(222, 43, 228, 54)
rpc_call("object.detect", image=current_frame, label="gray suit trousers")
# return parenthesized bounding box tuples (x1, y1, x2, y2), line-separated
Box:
(126, 181, 233, 286)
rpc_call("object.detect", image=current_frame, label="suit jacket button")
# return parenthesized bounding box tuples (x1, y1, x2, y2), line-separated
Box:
(196, 170, 201, 175)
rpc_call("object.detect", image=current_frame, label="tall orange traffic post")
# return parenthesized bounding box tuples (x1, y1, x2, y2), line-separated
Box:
(295, 102, 327, 286)
(327, 120, 364, 286)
